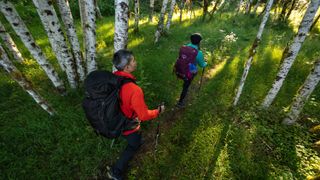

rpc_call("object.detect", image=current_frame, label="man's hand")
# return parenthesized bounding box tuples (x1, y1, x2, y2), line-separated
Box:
(158, 103, 165, 114)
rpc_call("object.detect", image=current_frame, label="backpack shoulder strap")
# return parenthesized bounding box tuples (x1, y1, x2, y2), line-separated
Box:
(116, 77, 136, 90)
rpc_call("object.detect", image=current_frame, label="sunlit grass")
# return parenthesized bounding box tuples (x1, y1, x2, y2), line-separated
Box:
(1, 3, 320, 180)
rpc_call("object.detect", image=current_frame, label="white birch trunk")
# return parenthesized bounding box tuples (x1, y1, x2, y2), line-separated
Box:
(57, 0, 85, 81)
(253, 0, 261, 14)
(149, 0, 155, 22)
(262, 0, 320, 108)
(0, 21, 24, 63)
(0, 1, 65, 93)
(154, 0, 169, 43)
(0, 45, 55, 115)
(84, 0, 97, 74)
(114, 0, 129, 52)
(113, 0, 129, 72)
(33, 0, 78, 89)
(79, 0, 87, 72)
(166, 0, 176, 31)
(283, 59, 320, 125)
(233, 0, 274, 106)
(79, 0, 86, 30)
(134, 0, 140, 32)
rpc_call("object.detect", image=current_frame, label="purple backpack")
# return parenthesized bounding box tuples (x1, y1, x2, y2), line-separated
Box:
(174, 46, 198, 80)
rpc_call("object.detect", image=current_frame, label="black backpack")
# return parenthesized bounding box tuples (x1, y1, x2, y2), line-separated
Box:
(82, 70, 138, 139)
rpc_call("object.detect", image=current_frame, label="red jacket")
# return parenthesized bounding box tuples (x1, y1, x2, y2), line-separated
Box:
(114, 71, 159, 135)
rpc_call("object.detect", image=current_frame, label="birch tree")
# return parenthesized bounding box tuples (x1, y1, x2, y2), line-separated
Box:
(0, 45, 55, 115)
(283, 59, 320, 125)
(57, 0, 85, 81)
(233, 0, 274, 106)
(134, 0, 140, 32)
(79, 0, 86, 33)
(33, 0, 78, 89)
(0, 21, 24, 63)
(84, 0, 97, 74)
(262, 0, 320, 108)
(0, 1, 65, 93)
(114, 0, 129, 51)
(166, 0, 176, 31)
(149, 0, 155, 22)
(154, 0, 169, 43)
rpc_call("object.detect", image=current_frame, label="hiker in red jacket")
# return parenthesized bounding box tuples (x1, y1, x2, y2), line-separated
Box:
(108, 49, 165, 180)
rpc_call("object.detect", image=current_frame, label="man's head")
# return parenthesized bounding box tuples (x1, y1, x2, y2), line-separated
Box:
(190, 33, 202, 45)
(113, 49, 137, 72)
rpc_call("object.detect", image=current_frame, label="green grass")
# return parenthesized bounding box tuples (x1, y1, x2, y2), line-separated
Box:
(1, 5, 320, 179)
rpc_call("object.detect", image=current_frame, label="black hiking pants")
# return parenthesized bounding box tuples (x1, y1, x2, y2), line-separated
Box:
(113, 131, 143, 177)
(178, 78, 193, 105)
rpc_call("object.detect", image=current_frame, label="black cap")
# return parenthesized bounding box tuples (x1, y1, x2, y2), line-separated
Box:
(190, 33, 202, 45)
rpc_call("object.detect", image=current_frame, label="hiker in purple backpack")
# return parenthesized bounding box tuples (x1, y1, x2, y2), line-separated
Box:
(174, 33, 207, 108)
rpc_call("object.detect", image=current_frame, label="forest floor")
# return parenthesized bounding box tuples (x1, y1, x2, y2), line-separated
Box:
(0, 4, 320, 180)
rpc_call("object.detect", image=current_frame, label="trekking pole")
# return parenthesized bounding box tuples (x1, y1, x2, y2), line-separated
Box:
(154, 102, 164, 155)
(198, 67, 205, 92)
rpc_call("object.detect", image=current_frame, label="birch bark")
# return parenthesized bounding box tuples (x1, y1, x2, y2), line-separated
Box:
(166, 0, 176, 30)
(233, 0, 274, 106)
(57, 0, 85, 81)
(84, 0, 97, 74)
(33, 0, 78, 89)
(79, 0, 86, 31)
(0, 45, 55, 115)
(262, 0, 320, 108)
(154, 0, 169, 43)
(0, 21, 24, 63)
(0, 1, 65, 93)
(134, 0, 140, 32)
(283, 59, 320, 125)
(114, 0, 129, 51)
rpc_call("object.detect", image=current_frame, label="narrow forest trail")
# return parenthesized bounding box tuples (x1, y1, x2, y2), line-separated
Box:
(95, 59, 222, 179)
(127, 61, 223, 178)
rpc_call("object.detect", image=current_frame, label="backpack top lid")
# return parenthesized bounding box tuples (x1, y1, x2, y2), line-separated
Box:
(84, 70, 121, 99)
(179, 45, 198, 61)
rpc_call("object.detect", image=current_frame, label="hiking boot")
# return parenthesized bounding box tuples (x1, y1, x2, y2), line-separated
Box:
(175, 102, 185, 109)
(106, 166, 122, 180)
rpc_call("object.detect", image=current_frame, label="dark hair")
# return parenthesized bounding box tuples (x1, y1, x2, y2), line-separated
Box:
(112, 49, 134, 71)
(190, 33, 202, 45)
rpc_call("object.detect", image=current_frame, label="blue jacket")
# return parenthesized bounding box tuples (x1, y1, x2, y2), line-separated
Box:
(186, 43, 207, 69)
